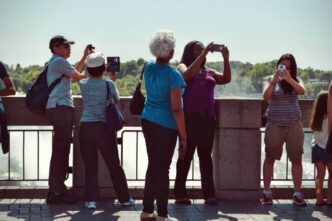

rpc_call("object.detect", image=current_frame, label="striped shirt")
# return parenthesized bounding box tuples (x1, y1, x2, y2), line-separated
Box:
(265, 75, 301, 126)
(80, 78, 119, 122)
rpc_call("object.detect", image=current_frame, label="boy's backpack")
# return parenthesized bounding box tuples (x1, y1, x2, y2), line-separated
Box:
(25, 65, 64, 114)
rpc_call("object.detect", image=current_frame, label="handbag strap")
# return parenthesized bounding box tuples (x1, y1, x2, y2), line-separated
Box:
(106, 81, 110, 101)
(139, 62, 147, 83)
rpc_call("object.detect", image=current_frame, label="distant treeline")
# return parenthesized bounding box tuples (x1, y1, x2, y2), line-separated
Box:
(3, 59, 331, 99)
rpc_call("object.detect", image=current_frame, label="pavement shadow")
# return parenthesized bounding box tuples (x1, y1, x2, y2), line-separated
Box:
(3, 199, 332, 221)
(257, 200, 332, 221)
(3, 199, 136, 221)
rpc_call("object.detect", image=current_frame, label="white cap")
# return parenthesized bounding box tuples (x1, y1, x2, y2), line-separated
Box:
(85, 52, 105, 68)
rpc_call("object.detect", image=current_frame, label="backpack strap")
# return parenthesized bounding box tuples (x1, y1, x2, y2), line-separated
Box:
(45, 63, 66, 91)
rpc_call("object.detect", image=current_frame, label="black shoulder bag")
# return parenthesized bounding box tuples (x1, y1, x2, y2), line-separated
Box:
(130, 63, 146, 115)
(105, 81, 125, 132)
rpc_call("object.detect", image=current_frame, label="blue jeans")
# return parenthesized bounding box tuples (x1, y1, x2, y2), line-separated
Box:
(46, 105, 73, 194)
(141, 119, 177, 217)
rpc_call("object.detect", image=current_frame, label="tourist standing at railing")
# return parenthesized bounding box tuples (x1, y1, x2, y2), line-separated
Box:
(140, 30, 187, 221)
(262, 54, 306, 206)
(310, 89, 332, 206)
(46, 35, 92, 204)
(79, 52, 134, 210)
(0, 61, 16, 154)
(174, 41, 231, 206)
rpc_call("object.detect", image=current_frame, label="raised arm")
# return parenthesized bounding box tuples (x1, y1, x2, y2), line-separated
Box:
(71, 45, 92, 82)
(263, 73, 278, 101)
(0, 76, 16, 96)
(283, 70, 305, 95)
(179, 42, 213, 82)
(211, 47, 231, 85)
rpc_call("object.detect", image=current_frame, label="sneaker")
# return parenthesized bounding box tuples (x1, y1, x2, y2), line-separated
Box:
(85, 201, 97, 209)
(261, 191, 273, 205)
(204, 197, 218, 205)
(46, 191, 77, 204)
(121, 197, 135, 206)
(156, 215, 178, 221)
(140, 212, 157, 221)
(292, 192, 307, 207)
(175, 197, 192, 205)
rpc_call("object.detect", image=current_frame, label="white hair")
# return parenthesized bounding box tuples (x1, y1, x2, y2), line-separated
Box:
(149, 29, 175, 59)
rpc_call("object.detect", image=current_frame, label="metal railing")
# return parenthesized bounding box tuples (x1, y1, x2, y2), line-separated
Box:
(0, 127, 322, 184)
(0, 127, 201, 183)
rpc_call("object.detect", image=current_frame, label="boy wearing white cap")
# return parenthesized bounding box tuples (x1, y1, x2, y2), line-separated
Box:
(79, 52, 134, 209)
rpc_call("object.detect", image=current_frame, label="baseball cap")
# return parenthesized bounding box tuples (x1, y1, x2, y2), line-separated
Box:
(49, 35, 75, 50)
(85, 52, 105, 68)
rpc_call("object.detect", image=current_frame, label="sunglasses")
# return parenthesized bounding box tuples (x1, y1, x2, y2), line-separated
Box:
(55, 44, 71, 49)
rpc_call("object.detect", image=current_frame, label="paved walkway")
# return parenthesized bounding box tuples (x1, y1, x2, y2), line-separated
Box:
(0, 198, 331, 221)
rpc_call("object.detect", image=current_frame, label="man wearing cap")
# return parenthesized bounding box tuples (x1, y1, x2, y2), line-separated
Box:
(46, 35, 92, 204)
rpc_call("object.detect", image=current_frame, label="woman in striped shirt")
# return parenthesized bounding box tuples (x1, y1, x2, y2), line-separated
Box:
(261, 54, 306, 206)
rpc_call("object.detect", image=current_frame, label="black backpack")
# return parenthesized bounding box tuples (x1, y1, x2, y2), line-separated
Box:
(25, 65, 64, 114)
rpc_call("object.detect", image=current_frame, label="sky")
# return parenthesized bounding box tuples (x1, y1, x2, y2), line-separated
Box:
(1, 0, 332, 70)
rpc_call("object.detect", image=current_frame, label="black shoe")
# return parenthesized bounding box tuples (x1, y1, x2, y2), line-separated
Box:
(204, 197, 218, 205)
(175, 197, 192, 205)
(46, 191, 77, 204)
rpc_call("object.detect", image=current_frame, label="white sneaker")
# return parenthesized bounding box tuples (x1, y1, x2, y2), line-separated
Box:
(121, 197, 135, 206)
(85, 201, 96, 209)
(140, 212, 157, 220)
(156, 215, 178, 221)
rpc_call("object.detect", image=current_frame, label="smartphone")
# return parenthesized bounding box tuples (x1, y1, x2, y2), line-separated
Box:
(278, 64, 286, 77)
(107, 56, 120, 72)
(211, 44, 225, 52)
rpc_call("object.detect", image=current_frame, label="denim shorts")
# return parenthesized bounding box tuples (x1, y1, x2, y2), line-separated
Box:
(312, 144, 332, 164)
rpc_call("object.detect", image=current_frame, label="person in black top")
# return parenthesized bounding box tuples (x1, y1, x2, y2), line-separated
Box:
(0, 61, 16, 97)
(0, 61, 16, 154)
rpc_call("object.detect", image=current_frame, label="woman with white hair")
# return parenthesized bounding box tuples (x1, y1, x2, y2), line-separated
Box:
(140, 30, 187, 221)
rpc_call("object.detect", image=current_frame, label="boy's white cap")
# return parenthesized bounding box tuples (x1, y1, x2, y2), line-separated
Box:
(85, 52, 105, 68)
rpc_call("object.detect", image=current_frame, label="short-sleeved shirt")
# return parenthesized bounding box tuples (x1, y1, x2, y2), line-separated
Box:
(312, 117, 329, 149)
(0, 61, 10, 106)
(265, 75, 301, 126)
(80, 78, 119, 122)
(141, 61, 186, 130)
(183, 68, 216, 118)
(46, 55, 75, 109)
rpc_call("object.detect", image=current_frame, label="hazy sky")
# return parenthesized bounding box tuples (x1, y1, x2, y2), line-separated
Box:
(1, 0, 332, 70)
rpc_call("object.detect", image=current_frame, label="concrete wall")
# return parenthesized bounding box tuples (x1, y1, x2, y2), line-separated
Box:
(2, 96, 314, 200)
(213, 99, 262, 200)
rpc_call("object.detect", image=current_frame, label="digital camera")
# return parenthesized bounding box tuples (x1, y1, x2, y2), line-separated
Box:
(107, 56, 120, 72)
